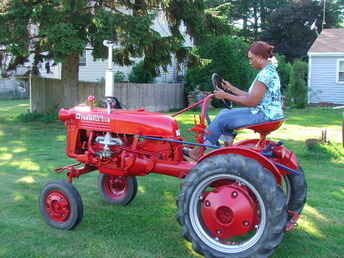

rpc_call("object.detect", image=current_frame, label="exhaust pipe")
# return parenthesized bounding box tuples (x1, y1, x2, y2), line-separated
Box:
(103, 40, 115, 114)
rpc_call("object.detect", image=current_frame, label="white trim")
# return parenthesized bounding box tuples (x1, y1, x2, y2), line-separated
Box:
(308, 56, 312, 103)
(308, 52, 344, 57)
(337, 59, 344, 84)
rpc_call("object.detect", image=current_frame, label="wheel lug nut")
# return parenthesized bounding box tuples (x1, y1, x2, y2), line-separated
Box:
(216, 229, 222, 235)
(254, 224, 259, 229)
(231, 191, 238, 198)
(243, 221, 250, 227)
(205, 200, 211, 207)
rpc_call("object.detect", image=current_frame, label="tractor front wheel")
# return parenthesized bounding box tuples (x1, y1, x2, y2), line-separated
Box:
(177, 154, 288, 258)
(98, 174, 137, 205)
(39, 180, 83, 230)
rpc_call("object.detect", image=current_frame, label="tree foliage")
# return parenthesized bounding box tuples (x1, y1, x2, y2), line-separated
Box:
(287, 60, 308, 108)
(185, 35, 255, 106)
(128, 61, 155, 83)
(204, 0, 290, 39)
(261, 0, 344, 61)
(0, 0, 207, 107)
(1, 0, 343, 109)
(204, 0, 343, 60)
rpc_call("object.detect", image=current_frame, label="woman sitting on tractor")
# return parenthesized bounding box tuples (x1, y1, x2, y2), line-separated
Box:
(187, 41, 284, 160)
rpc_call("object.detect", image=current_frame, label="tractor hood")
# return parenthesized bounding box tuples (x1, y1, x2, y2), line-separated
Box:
(59, 106, 180, 138)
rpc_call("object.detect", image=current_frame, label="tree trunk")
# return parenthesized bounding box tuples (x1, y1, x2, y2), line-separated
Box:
(61, 52, 80, 108)
(260, 0, 266, 30)
(253, 2, 259, 39)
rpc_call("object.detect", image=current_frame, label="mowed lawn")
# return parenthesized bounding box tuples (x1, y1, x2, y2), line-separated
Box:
(0, 99, 343, 258)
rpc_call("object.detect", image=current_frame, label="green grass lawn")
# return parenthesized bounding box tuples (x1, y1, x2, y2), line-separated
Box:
(0, 99, 343, 258)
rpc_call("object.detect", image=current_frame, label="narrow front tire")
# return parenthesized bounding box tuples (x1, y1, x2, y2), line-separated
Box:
(98, 174, 137, 205)
(39, 180, 83, 230)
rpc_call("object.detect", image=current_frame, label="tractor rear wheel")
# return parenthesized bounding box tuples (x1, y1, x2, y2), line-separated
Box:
(177, 154, 288, 258)
(39, 180, 83, 230)
(98, 174, 137, 205)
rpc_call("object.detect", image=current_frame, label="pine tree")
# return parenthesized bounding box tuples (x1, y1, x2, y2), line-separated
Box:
(0, 0, 206, 107)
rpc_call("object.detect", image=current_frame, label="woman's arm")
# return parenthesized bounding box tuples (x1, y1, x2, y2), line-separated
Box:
(222, 80, 248, 96)
(214, 81, 266, 107)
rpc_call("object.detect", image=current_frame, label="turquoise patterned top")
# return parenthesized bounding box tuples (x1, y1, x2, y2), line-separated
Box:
(249, 64, 284, 120)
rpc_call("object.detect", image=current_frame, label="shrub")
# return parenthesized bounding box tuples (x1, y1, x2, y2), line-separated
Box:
(185, 35, 255, 107)
(276, 55, 292, 95)
(128, 61, 155, 83)
(114, 71, 125, 82)
(287, 60, 308, 108)
(17, 110, 58, 123)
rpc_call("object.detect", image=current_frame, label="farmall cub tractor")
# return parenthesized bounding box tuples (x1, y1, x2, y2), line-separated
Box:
(39, 41, 307, 258)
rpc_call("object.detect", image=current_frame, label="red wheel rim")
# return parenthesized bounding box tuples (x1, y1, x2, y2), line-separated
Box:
(45, 190, 71, 222)
(104, 175, 128, 200)
(201, 182, 260, 240)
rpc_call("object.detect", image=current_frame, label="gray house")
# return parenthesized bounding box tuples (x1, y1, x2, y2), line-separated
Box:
(307, 28, 344, 104)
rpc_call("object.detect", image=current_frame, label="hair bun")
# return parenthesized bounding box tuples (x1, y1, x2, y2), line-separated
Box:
(268, 46, 274, 58)
(249, 41, 274, 59)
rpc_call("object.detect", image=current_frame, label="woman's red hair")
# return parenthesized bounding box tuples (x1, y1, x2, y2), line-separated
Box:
(249, 41, 274, 59)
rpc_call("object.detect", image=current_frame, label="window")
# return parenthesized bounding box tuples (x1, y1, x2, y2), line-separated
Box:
(337, 59, 344, 83)
(79, 50, 87, 66)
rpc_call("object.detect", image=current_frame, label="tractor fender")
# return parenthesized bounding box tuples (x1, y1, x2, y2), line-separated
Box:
(198, 146, 282, 184)
(235, 139, 300, 173)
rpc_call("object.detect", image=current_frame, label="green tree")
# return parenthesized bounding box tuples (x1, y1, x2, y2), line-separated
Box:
(261, 0, 344, 61)
(0, 0, 206, 108)
(185, 35, 255, 102)
(204, 0, 290, 39)
(287, 60, 308, 108)
(276, 55, 292, 94)
(128, 61, 155, 83)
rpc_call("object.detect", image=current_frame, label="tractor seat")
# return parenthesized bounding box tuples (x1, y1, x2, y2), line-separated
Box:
(238, 119, 284, 136)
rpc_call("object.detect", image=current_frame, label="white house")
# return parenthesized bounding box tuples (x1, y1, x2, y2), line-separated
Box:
(307, 28, 344, 104)
(40, 11, 192, 83)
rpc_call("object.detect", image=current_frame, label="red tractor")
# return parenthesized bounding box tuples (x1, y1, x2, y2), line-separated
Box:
(39, 42, 307, 258)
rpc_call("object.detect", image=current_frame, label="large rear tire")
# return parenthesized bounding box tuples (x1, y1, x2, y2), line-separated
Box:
(98, 174, 137, 205)
(39, 180, 83, 230)
(283, 166, 307, 219)
(177, 154, 288, 258)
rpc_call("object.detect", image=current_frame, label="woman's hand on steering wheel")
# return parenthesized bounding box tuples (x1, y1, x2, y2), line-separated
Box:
(211, 73, 233, 109)
(213, 89, 229, 100)
(221, 80, 233, 92)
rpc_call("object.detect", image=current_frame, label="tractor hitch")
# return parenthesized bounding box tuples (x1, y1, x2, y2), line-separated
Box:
(55, 163, 96, 183)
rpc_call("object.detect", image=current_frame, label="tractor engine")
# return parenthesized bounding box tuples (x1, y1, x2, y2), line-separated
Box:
(59, 104, 185, 177)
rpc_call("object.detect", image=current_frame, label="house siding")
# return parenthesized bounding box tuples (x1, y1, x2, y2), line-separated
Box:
(79, 51, 132, 82)
(39, 53, 184, 83)
(309, 55, 344, 104)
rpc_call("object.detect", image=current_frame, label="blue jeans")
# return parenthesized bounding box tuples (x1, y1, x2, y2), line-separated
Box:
(205, 108, 270, 146)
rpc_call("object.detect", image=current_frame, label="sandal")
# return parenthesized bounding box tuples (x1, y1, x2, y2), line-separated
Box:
(183, 147, 202, 161)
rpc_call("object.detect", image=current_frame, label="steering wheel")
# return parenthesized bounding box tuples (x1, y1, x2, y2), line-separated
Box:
(211, 73, 232, 109)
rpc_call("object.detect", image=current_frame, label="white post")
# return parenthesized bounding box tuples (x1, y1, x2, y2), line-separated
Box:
(103, 40, 115, 114)
(333, 106, 344, 147)
(29, 71, 32, 112)
(322, 0, 326, 30)
(104, 40, 114, 98)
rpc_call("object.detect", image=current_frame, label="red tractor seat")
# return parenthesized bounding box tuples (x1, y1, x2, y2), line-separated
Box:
(238, 119, 285, 136)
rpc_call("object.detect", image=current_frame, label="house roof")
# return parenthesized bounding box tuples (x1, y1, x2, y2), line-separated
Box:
(308, 28, 344, 53)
